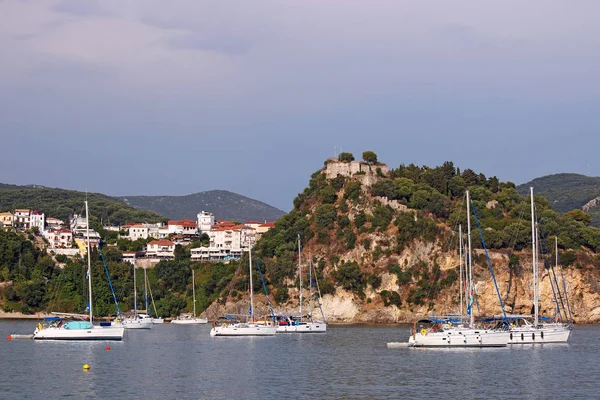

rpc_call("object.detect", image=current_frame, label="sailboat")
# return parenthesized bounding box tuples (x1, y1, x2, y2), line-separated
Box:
(406, 191, 509, 347)
(506, 187, 572, 344)
(144, 267, 164, 324)
(210, 247, 277, 336)
(171, 269, 207, 324)
(33, 201, 125, 340)
(276, 235, 327, 333)
(122, 265, 153, 329)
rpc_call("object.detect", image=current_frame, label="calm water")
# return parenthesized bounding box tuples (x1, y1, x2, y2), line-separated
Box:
(1, 321, 598, 399)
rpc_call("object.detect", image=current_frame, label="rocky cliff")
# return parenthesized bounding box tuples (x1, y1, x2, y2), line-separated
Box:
(205, 157, 600, 324)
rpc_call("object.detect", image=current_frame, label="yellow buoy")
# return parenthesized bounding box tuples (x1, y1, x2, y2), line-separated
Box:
(83, 364, 90, 370)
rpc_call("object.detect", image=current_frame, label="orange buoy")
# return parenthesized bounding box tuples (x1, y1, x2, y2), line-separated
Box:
(105, 345, 111, 351)
(7, 335, 12, 341)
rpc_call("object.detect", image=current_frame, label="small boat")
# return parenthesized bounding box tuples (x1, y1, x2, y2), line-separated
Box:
(504, 188, 572, 344)
(276, 235, 327, 333)
(171, 269, 208, 324)
(210, 247, 277, 337)
(122, 265, 152, 329)
(33, 200, 124, 341)
(122, 313, 153, 329)
(406, 191, 509, 347)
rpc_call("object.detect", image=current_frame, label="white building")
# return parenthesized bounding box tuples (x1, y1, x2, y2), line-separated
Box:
(197, 211, 215, 233)
(158, 226, 170, 239)
(14, 209, 31, 229)
(70, 213, 88, 232)
(43, 229, 73, 249)
(128, 224, 149, 240)
(47, 218, 65, 230)
(30, 210, 45, 232)
(122, 251, 137, 265)
(146, 240, 175, 258)
(167, 220, 183, 235)
(209, 226, 242, 250)
(190, 247, 243, 262)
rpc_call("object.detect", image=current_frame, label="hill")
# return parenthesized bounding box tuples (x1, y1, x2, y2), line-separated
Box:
(517, 173, 600, 227)
(117, 190, 286, 222)
(0, 186, 166, 226)
(219, 155, 599, 323)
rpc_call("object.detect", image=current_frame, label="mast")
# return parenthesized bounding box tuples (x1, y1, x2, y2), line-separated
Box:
(309, 252, 313, 320)
(531, 187, 539, 326)
(466, 191, 473, 328)
(85, 200, 93, 323)
(144, 268, 150, 316)
(249, 245, 254, 323)
(459, 224, 463, 316)
(298, 234, 303, 319)
(133, 265, 137, 317)
(192, 269, 196, 318)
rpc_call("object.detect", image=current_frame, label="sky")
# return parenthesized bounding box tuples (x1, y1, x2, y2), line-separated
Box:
(1, 1, 599, 212)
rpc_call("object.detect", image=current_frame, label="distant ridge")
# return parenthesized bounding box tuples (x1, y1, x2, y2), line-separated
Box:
(118, 190, 286, 222)
(517, 173, 600, 227)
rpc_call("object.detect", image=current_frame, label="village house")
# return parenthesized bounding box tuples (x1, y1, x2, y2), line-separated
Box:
(128, 224, 149, 240)
(43, 229, 73, 249)
(14, 208, 31, 229)
(146, 239, 175, 258)
(46, 217, 65, 230)
(30, 210, 45, 232)
(197, 211, 215, 233)
(122, 251, 138, 265)
(0, 211, 14, 230)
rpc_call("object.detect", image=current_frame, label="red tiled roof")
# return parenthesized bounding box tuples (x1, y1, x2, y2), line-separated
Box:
(245, 221, 262, 224)
(259, 222, 276, 227)
(148, 240, 175, 246)
(130, 224, 146, 228)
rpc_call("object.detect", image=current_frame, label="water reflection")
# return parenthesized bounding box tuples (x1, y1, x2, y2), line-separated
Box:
(1, 321, 598, 400)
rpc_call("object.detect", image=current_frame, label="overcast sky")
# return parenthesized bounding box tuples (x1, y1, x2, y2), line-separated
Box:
(1, 1, 599, 211)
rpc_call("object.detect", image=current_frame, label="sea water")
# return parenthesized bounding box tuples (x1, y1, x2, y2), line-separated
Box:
(1, 320, 598, 399)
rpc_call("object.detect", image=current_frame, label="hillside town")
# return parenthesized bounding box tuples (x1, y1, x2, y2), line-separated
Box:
(0, 209, 275, 264)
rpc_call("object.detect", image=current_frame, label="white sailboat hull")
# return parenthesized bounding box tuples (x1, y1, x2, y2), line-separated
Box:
(408, 328, 509, 347)
(152, 318, 164, 324)
(210, 323, 277, 337)
(171, 318, 208, 325)
(276, 322, 327, 333)
(122, 315, 153, 330)
(33, 325, 125, 340)
(509, 324, 571, 344)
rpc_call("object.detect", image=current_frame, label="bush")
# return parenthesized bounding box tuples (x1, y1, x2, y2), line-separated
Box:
(380, 290, 402, 307)
(339, 152, 355, 162)
(332, 261, 365, 292)
(367, 274, 382, 289)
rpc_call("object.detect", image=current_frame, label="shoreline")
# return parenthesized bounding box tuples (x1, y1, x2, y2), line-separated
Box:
(0, 312, 597, 325)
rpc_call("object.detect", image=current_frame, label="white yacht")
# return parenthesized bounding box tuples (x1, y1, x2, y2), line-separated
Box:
(405, 191, 510, 347)
(171, 269, 208, 325)
(210, 248, 277, 337)
(33, 201, 124, 341)
(506, 188, 572, 344)
(276, 235, 327, 333)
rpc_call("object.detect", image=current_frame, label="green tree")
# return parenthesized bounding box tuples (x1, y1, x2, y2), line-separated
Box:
(338, 152, 355, 162)
(362, 151, 378, 164)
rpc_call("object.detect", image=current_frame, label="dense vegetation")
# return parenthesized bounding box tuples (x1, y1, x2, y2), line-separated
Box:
(517, 173, 600, 227)
(0, 227, 247, 317)
(255, 155, 600, 309)
(2, 157, 599, 316)
(0, 187, 166, 225)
